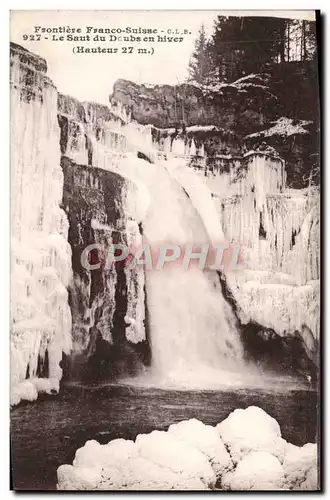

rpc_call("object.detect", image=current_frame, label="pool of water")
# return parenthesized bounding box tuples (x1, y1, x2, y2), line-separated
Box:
(10, 383, 319, 491)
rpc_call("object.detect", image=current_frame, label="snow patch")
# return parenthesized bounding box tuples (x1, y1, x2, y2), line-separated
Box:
(247, 117, 312, 138)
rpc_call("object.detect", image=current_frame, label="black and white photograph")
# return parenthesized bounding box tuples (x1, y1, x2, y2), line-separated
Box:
(9, 9, 320, 491)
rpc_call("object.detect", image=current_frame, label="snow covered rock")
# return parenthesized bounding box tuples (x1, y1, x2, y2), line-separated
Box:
(230, 280, 320, 346)
(246, 117, 312, 138)
(221, 451, 285, 491)
(136, 430, 216, 488)
(168, 418, 233, 477)
(216, 406, 287, 464)
(10, 380, 38, 406)
(57, 406, 318, 491)
(97, 456, 208, 491)
(58, 434, 213, 491)
(283, 442, 318, 490)
(73, 439, 138, 469)
(57, 464, 103, 490)
(58, 431, 215, 490)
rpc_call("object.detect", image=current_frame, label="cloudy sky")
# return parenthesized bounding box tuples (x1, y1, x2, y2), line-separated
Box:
(10, 10, 315, 104)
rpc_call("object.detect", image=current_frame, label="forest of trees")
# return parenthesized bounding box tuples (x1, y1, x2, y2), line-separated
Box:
(189, 16, 317, 85)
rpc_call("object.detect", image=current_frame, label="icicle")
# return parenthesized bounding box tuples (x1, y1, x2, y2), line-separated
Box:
(172, 137, 186, 156)
(190, 138, 197, 156)
(163, 136, 172, 153)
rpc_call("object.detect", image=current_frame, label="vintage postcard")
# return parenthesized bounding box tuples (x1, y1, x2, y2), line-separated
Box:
(10, 10, 320, 491)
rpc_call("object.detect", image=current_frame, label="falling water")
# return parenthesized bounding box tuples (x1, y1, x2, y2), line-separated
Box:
(117, 154, 246, 388)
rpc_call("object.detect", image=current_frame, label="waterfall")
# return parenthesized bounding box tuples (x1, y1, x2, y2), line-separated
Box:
(59, 105, 254, 387)
(117, 154, 246, 387)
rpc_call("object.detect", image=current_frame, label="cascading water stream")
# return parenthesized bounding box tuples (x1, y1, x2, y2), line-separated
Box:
(116, 154, 247, 388)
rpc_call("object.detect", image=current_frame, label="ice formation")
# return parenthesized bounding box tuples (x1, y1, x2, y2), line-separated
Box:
(216, 155, 320, 347)
(11, 41, 319, 398)
(10, 44, 72, 405)
(57, 406, 318, 491)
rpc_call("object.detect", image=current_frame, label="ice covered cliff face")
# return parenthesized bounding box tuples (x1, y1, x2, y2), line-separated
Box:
(57, 94, 134, 168)
(10, 44, 72, 405)
(210, 153, 320, 354)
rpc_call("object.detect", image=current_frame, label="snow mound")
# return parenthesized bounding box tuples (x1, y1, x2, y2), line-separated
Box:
(10, 377, 62, 407)
(73, 438, 137, 469)
(136, 430, 215, 487)
(283, 442, 318, 490)
(10, 380, 38, 406)
(168, 418, 233, 477)
(57, 406, 318, 491)
(222, 451, 285, 490)
(216, 406, 287, 463)
(97, 456, 208, 491)
(57, 434, 213, 491)
(57, 464, 103, 490)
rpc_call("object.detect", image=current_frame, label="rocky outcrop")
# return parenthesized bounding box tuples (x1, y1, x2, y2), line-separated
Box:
(110, 78, 269, 135)
(57, 93, 149, 381)
(61, 156, 148, 381)
(57, 406, 319, 491)
(110, 60, 320, 190)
